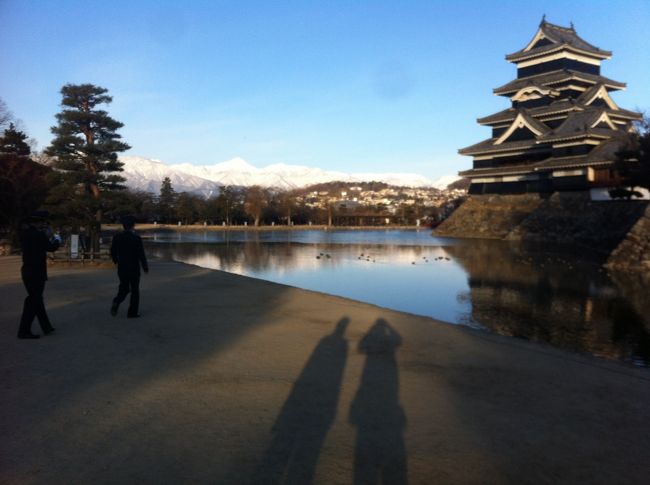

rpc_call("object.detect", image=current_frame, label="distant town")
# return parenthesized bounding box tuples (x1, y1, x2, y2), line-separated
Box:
(296, 180, 469, 226)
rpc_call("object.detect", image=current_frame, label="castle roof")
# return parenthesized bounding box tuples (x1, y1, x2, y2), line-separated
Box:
(461, 106, 629, 155)
(493, 69, 625, 96)
(477, 101, 577, 125)
(506, 20, 612, 63)
(458, 137, 540, 156)
(539, 109, 616, 143)
(459, 157, 613, 178)
(478, 104, 640, 126)
(459, 135, 628, 178)
(477, 90, 641, 126)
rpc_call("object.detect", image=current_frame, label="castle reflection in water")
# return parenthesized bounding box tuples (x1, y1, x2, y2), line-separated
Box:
(146, 230, 650, 367)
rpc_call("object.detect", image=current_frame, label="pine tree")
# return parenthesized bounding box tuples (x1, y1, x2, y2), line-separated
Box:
(0, 123, 32, 156)
(0, 123, 50, 245)
(158, 176, 176, 223)
(613, 115, 650, 196)
(46, 84, 130, 250)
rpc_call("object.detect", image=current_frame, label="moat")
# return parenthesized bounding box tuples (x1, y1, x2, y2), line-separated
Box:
(145, 229, 650, 367)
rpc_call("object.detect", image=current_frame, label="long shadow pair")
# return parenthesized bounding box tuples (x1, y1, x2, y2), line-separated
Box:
(252, 317, 407, 484)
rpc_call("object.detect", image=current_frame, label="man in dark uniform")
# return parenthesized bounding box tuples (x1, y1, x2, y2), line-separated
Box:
(17, 211, 61, 339)
(110, 215, 148, 318)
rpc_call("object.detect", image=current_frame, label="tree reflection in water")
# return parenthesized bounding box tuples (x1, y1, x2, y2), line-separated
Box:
(446, 240, 650, 366)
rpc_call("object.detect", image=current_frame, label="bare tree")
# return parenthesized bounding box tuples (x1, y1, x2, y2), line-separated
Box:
(245, 185, 267, 226)
(0, 98, 13, 130)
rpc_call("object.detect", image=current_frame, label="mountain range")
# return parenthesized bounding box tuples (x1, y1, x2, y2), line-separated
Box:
(119, 156, 459, 197)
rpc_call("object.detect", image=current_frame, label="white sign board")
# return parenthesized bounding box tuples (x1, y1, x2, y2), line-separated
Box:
(70, 234, 79, 258)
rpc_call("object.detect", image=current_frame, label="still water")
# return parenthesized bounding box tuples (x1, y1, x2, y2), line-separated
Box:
(145, 229, 650, 367)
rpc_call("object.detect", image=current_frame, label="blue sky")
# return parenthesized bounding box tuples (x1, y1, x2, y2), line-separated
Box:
(1, 0, 648, 179)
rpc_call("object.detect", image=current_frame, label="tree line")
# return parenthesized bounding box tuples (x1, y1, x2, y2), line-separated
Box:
(118, 178, 312, 227)
(110, 177, 425, 227)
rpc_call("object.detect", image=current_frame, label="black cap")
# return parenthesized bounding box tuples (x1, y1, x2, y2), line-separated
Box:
(27, 210, 50, 221)
(120, 215, 136, 226)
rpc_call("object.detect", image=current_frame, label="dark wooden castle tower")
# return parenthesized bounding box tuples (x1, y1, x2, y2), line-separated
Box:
(459, 18, 642, 195)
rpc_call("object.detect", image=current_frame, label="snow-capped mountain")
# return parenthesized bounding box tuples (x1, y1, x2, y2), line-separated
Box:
(172, 158, 357, 190)
(431, 174, 461, 190)
(119, 156, 457, 195)
(119, 157, 221, 197)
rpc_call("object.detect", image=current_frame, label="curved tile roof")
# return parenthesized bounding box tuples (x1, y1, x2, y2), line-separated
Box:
(477, 100, 580, 125)
(459, 137, 542, 156)
(493, 69, 625, 95)
(539, 108, 617, 142)
(506, 21, 611, 62)
(478, 105, 640, 126)
(459, 136, 627, 178)
(462, 107, 624, 154)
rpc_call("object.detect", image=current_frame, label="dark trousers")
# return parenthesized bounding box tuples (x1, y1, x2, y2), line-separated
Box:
(18, 275, 53, 336)
(113, 270, 140, 316)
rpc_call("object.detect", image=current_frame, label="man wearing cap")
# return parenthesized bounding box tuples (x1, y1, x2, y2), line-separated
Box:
(17, 211, 61, 339)
(110, 215, 148, 318)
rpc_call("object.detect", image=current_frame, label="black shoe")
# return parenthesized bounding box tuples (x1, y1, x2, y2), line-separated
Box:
(18, 333, 40, 339)
(127, 314, 141, 319)
(110, 303, 118, 316)
(44, 327, 56, 336)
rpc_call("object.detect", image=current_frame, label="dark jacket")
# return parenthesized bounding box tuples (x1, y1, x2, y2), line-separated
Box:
(20, 225, 60, 281)
(111, 231, 148, 274)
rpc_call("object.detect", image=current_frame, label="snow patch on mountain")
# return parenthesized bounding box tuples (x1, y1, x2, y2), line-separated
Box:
(120, 156, 221, 197)
(169, 157, 439, 190)
(432, 174, 461, 190)
(119, 156, 458, 195)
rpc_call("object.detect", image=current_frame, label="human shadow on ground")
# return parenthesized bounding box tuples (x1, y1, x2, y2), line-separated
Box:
(251, 317, 350, 484)
(349, 318, 408, 485)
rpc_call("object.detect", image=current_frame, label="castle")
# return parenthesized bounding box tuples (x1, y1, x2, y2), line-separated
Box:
(459, 18, 642, 195)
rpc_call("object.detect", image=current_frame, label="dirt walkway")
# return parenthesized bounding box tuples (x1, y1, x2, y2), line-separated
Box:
(1, 256, 648, 484)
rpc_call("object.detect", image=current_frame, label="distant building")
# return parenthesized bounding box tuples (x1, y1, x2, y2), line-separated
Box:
(459, 18, 642, 195)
